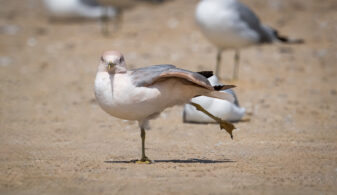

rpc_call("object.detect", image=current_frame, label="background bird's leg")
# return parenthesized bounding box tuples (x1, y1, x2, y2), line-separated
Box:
(100, 7, 109, 36)
(216, 49, 222, 78)
(233, 49, 240, 80)
(189, 102, 235, 139)
(111, 9, 123, 34)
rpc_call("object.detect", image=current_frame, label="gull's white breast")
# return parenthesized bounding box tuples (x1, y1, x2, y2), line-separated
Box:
(195, 0, 259, 49)
(95, 71, 200, 121)
(95, 72, 165, 120)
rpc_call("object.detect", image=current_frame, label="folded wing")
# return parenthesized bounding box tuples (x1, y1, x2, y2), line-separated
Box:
(130, 64, 234, 91)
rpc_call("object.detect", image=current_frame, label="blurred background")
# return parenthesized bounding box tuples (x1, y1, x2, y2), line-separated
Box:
(0, 0, 336, 194)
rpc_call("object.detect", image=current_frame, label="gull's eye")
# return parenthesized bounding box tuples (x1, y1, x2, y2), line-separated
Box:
(100, 56, 104, 62)
(119, 56, 124, 63)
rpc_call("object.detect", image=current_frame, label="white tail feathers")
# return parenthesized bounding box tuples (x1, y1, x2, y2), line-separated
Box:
(205, 91, 235, 103)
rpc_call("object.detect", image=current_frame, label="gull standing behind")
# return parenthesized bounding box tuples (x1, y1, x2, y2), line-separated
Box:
(195, 0, 303, 80)
(94, 51, 236, 163)
(183, 75, 245, 123)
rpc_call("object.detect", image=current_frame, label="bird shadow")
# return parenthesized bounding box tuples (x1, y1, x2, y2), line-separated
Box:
(104, 158, 235, 164)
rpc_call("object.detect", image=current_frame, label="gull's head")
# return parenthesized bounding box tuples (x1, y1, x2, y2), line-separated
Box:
(99, 50, 127, 74)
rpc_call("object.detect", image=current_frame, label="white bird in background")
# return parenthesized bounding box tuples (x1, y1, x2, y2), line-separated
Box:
(43, 0, 168, 35)
(183, 75, 245, 123)
(195, 0, 303, 80)
(94, 51, 236, 163)
(43, 0, 118, 35)
(43, 0, 118, 20)
(97, 0, 166, 9)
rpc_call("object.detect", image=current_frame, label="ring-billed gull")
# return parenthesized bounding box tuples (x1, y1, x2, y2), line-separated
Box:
(195, 0, 303, 79)
(183, 75, 245, 123)
(94, 50, 236, 163)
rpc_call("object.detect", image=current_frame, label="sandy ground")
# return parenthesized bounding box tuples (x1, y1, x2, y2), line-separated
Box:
(0, 0, 337, 194)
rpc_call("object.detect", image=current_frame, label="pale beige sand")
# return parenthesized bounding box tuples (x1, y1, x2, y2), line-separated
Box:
(0, 0, 336, 194)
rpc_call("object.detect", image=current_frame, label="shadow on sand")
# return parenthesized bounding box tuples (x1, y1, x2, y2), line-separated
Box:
(104, 158, 235, 164)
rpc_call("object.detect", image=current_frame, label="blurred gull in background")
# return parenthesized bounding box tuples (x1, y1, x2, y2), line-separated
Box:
(97, 0, 167, 9)
(43, 0, 168, 35)
(43, 0, 118, 34)
(183, 75, 245, 123)
(97, 0, 169, 32)
(95, 51, 236, 162)
(43, 0, 118, 20)
(195, 0, 303, 80)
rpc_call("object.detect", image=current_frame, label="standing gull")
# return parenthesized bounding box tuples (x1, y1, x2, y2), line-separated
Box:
(94, 50, 236, 163)
(195, 0, 303, 79)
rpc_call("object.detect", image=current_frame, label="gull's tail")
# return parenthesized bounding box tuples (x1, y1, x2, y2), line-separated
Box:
(273, 29, 304, 44)
(261, 25, 304, 44)
(204, 85, 236, 103)
(195, 72, 236, 103)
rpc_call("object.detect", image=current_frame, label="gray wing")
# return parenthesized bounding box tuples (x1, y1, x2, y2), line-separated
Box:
(130, 64, 175, 87)
(80, 0, 100, 7)
(235, 1, 273, 43)
(224, 89, 239, 106)
(130, 64, 214, 90)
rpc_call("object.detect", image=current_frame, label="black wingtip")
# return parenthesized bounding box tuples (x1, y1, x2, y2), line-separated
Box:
(197, 71, 213, 78)
(273, 29, 304, 44)
(278, 35, 304, 44)
(214, 85, 236, 91)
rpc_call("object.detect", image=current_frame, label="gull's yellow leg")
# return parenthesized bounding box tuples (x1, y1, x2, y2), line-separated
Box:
(190, 102, 235, 139)
(101, 8, 123, 36)
(136, 127, 152, 164)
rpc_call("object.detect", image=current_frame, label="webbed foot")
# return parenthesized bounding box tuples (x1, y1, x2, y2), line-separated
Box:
(135, 156, 152, 164)
(189, 102, 235, 139)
